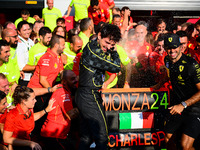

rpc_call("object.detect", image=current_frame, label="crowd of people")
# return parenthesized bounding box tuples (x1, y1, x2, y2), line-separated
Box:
(0, 0, 200, 149)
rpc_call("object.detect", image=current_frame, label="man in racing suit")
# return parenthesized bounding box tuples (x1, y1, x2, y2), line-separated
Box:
(75, 24, 121, 150)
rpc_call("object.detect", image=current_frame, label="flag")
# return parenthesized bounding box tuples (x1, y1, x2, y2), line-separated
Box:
(119, 112, 154, 129)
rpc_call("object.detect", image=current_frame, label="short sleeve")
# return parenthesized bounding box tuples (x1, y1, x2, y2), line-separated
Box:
(39, 58, 52, 76)
(4, 112, 15, 132)
(190, 61, 200, 84)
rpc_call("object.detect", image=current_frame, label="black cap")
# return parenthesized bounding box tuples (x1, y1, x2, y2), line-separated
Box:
(164, 33, 180, 49)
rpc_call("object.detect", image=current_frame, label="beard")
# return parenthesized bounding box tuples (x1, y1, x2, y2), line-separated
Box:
(10, 43, 17, 48)
(43, 41, 50, 47)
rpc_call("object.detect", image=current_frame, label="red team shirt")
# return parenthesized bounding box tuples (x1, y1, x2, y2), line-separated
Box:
(28, 48, 63, 88)
(149, 50, 168, 74)
(99, 0, 114, 8)
(88, 3, 110, 25)
(126, 40, 153, 69)
(72, 52, 82, 76)
(4, 104, 34, 140)
(41, 84, 73, 139)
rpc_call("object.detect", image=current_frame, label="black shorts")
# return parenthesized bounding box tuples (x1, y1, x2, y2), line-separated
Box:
(164, 113, 200, 139)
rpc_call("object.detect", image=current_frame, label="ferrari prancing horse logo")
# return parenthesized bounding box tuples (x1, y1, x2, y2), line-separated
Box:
(168, 37, 172, 42)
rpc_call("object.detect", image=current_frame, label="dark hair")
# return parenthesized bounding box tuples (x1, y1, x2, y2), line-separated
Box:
(176, 30, 188, 38)
(0, 91, 6, 102)
(113, 14, 121, 20)
(96, 21, 106, 34)
(112, 7, 120, 12)
(0, 40, 9, 54)
(67, 28, 78, 42)
(50, 34, 65, 48)
(0, 73, 6, 80)
(196, 36, 200, 43)
(195, 19, 200, 26)
(4, 21, 14, 29)
(56, 18, 65, 24)
(61, 69, 70, 81)
(53, 26, 67, 39)
(33, 20, 44, 26)
(21, 9, 30, 15)
(39, 27, 51, 38)
(70, 35, 81, 44)
(90, 0, 99, 7)
(156, 18, 166, 26)
(17, 21, 30, 31)
(121, 6, 130, 12)
(185, 24, 195, 39)
(13, 86, 34, 105)
(100, 24, 121, 43)
(80, 18, 92, 32)
(157, 34, 165, 42)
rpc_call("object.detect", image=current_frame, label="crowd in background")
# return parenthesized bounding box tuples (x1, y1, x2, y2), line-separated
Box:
(0, 0, 200, 149)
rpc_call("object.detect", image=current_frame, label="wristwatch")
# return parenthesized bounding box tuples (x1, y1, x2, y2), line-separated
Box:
(181, 101, 187, 108)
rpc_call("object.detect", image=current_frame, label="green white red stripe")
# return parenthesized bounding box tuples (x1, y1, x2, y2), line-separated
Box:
(119, 112, 154, 129)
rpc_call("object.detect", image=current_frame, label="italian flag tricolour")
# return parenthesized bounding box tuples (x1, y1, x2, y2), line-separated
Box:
(119, 112, 154, 129)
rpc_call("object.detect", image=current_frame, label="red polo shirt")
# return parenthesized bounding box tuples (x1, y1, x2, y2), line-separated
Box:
(28, 48, 63, 88)
(149, 50, 167, 74)
(4, 104, 34, 140)
(188, 37, 197, 50)
(41, 84, 73, 139)
(126, 40, 154, 69)
(72, 52, 82, 76)
(88, 3, 110, 25)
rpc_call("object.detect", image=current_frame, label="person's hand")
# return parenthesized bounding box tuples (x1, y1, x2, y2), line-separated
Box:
(45, 98, 56, 113)
(33, 15, 40, 21)
(30, 141, 42, 150)
(150, 83, 162, 91)
(169, 104, 184, 115)
(50, 85, 61, 93)
(67, 108, 79, 120)
(102, 81, 109, 89)
(63, 15, 69, 19)
(124, 9, 130, 17)
(20, 71, 25, 79)
(7, 106, 15, 112)
(123, 81, 130, 88)
(9, 82, 18, 96)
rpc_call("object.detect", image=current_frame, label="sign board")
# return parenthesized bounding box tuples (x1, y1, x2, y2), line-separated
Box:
(102, 88, 170, 149)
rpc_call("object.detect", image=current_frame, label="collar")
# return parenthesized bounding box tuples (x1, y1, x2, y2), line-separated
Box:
(18, 35, 29, 44)
(16, 104, 32, 119)
(57, 84, 71, 95)
(16, 104, 30, 114)
(46, 48, 58, 58)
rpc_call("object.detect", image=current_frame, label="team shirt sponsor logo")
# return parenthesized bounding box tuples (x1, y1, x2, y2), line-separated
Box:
(179, 65, 184, 72)
(54, 63, 58, 69)
(62, 94, 71, 102)
(42, 59, 50, 66)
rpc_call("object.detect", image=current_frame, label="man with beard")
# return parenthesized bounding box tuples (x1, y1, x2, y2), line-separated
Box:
(2, 28, 19, 65)
(164, 33, 200, 150)
(41, 70, 79, 150)
(0, 40, 20, 106)
(28, 34, 65, 108)
(64, 35, 83, 70)
(28, 35, 65, 140)
(28, 27, 52, 67)
(78, 17, 94, 50)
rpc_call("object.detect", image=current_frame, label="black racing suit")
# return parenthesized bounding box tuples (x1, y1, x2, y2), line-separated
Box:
(75, 39, 121, 150)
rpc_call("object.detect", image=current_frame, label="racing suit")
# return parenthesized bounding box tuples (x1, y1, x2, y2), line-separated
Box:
(75, 38, 121, 150)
